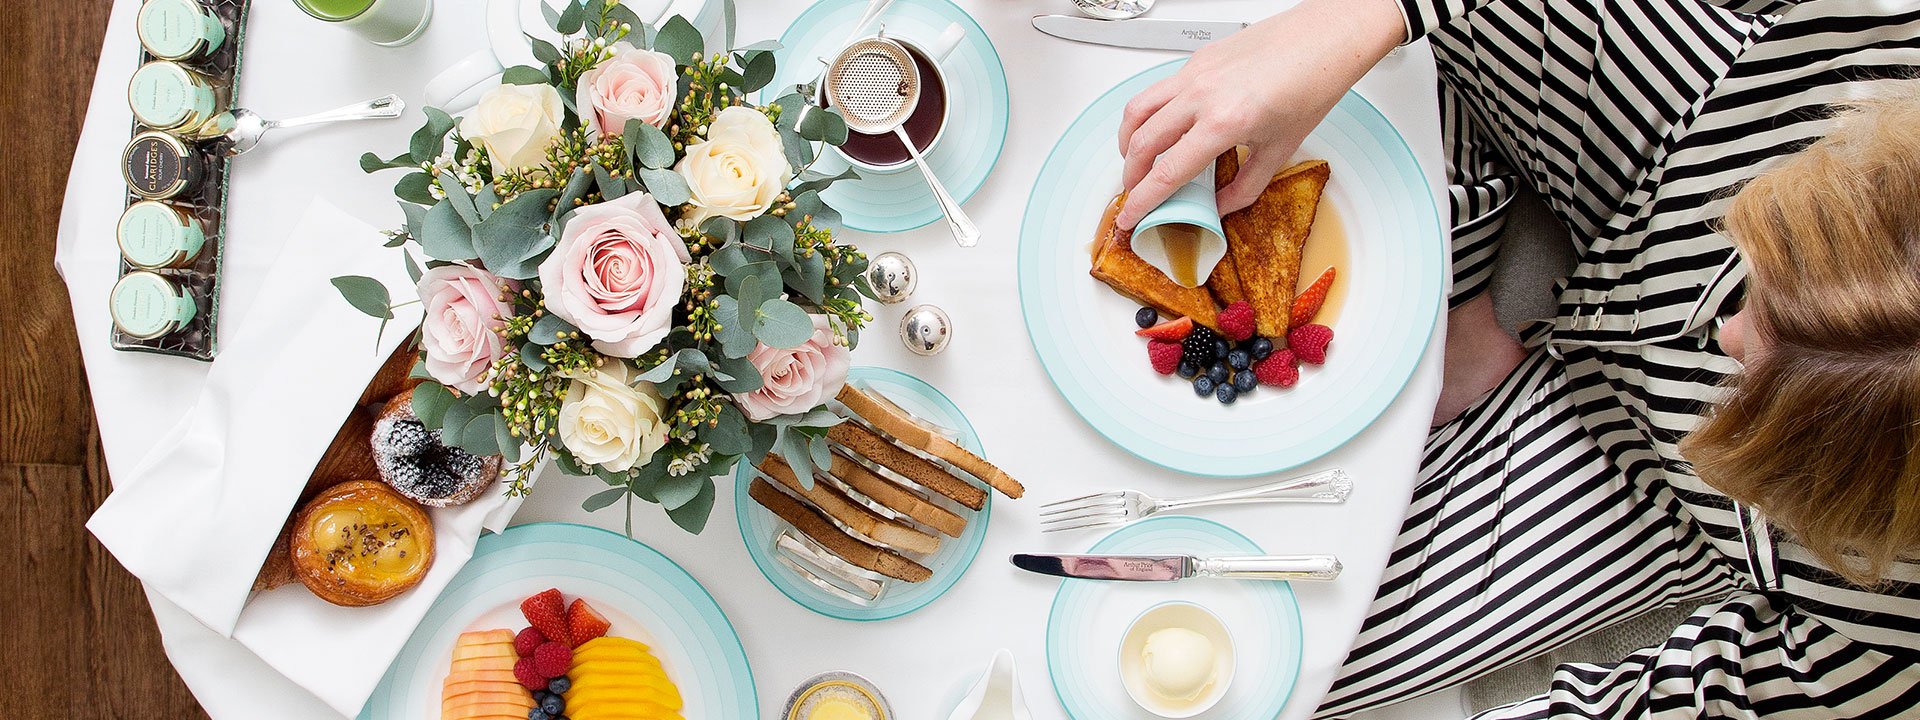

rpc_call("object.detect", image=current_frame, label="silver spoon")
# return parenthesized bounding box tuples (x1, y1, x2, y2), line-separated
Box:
(223, 94, 406, 155)
(825, 37, 980, 247)
(1073, 0, 1154, 20)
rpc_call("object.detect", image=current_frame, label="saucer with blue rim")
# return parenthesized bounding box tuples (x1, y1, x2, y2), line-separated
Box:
(771, 0, 1009, 234)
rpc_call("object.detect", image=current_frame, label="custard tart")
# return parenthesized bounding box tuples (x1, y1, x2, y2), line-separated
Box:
(290, 480, 434, 606)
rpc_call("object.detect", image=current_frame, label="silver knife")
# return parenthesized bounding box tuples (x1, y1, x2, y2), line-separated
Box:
(1011, 553, 1342, 581)
(1031, 14, 1248, 52)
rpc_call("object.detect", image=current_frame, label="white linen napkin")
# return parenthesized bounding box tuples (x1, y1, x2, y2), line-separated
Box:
(87, 199, 528, 717)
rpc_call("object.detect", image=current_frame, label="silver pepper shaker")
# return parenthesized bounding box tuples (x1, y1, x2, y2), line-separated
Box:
(899, 304, 951, 356)
(863, 251, 917, 304)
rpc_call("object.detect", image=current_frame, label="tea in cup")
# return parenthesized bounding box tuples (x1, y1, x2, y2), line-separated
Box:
(820, 23, 965, 173)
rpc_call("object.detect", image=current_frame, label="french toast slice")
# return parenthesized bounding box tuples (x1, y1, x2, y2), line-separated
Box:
(1215, 154, 1330, 337)
(1090, 195, 1224, 330)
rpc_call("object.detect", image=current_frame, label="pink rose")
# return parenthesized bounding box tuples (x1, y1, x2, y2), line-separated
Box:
(538, 191, 690, 357)
(733, 315, 851, 421)
(576, 44, 679, 136)
(417, 264, 513, 393)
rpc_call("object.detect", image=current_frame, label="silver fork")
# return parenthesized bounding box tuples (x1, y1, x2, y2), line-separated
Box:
(1039, 468, 1352, 533)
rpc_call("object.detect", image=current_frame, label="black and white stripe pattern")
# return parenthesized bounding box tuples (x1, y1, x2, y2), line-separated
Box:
(1315, 0, 1920, 716)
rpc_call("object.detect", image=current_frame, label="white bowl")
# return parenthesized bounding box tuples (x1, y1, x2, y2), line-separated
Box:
(1117, 601, 1235, 718)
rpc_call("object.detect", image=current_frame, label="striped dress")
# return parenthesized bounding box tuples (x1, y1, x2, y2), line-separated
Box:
(1311, 0, 1920, 717)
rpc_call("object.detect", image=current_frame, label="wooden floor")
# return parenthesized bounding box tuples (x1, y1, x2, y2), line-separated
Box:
(2, 1, 209, 717)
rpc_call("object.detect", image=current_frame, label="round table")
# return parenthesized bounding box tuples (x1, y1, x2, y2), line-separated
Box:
(57, 0, 1448, 717)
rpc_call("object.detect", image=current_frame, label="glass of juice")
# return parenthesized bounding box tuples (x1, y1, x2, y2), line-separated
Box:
(293, 0, 432, 47)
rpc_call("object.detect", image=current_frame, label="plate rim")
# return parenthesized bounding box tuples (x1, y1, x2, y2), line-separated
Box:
(1016, 58, 1445, 478)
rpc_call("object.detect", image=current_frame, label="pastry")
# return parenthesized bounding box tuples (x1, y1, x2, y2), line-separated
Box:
(290, 480, 435, 606)
(1213, 154, 1331, 337)
(825, 450, 967, 538)
(1091, 194, 1224, 330)
(828, 423, 987, 511)
(835, 385, 1024, 499)
(373, 386, 501, 507)
(748, 479, 932, 583)
(760, 456, 941, 554)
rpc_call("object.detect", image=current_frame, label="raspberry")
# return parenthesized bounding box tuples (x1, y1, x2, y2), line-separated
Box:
(1254, 349, 1300, 387)
(513, 627, 546, 657)
(567, 598, 611, 647)
(1291, 267, 1336, 329)
(1181, 326, 1220, 366)
(1216, 302, 1256, 341)
(1288, 324, 1333, 365)
(519, 589, 572, 647)
(533, 641, 572, 678)
(513, 656, 545, 690)
(1134, 316, 1194, 341)
(1147, 340, 1183, 375)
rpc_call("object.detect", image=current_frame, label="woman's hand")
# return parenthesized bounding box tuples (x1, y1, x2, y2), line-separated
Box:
(1115, 0, 1406, 229)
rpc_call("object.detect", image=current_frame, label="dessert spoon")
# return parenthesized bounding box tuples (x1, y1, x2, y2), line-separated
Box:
(222, 94, 406, 156)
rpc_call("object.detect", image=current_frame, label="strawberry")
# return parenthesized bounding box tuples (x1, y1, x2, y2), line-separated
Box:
(512, 627, 546, 657)
(1254, 349, 1300, 387)
(519, 588, 572, 647)
(1135, 316, 1194, 341)
(533, 641, 572, 678)
(1147, 340, 1183, 375)
(513, 656, 545, 690)
(567, 598, 611, 647)
(1288, 324, 1333, 365)
(1291, 267, 1336, 329)
(1216, 302, 1255, 341)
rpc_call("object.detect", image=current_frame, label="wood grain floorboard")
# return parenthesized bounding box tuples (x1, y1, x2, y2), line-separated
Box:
(1, 0, 209, 716)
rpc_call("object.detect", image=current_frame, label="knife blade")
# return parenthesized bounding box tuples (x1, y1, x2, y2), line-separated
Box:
(1011, 553, 1342, 581)
(1031, 14, 1248, 52)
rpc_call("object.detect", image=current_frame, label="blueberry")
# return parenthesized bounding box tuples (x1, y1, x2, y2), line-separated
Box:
(1227, 348, 1252, 370)
(1135, 307, 1159, 329)
(1207, 362, 1231, 384)
(528, 709, 549, 720)
(1176, 360, 1199, 379)
(1233, 370, 1259, 392)
(541, 693, 566, 715)
(548, 676, 571, 694)
(1193, 375, 1216, 396)
(1251, 337, 1275, 360)
(1216, 383, 1239, 404)
(1212, 338, 1230, 359)
(534, 690, 552, 704)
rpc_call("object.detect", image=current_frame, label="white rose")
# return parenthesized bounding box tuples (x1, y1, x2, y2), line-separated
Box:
(556, 361, 669, 472)
(460, 83, 565, 173)
(674, 106, 793, 227)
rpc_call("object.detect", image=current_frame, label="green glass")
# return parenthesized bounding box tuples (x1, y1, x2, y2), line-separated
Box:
(296, 0, 373, 19)
(293, 0, 430, 46)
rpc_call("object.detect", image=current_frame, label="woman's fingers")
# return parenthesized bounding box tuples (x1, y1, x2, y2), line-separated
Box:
(1117, 77, 1180, 155)
(1117, 133, 1231, 230)
(1216, 145, 1293, 214)
(1120, 101, 1197, 191)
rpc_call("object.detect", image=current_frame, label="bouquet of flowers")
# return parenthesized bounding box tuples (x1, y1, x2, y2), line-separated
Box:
(335, 0, 872, 534)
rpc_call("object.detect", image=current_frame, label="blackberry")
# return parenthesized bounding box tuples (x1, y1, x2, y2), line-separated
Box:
(386, 419, 433, 456)
(1182, 326, 1220, 366)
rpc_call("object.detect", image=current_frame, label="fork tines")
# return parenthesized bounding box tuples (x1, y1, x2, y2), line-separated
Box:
(1037, 491, 1133, 533)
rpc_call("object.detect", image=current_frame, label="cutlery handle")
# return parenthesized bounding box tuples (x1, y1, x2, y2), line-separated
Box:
(896, 127, 980, 247)
(274, 94, 406, 129)
(1197, 555, 1343, 581)
(1160, 468, 1351, 511)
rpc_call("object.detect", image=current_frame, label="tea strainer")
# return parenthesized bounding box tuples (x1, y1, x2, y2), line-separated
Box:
(824, 36, 981, 247)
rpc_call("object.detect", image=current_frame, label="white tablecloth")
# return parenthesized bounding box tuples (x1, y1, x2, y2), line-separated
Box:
(60, 0, 1446, 717)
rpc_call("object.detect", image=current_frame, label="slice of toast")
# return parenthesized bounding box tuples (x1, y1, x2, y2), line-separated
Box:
(1216, 154, 1331, 337)
(1090, 195, 1224, 330)
(825, 451, 967, 538)
(759, 456, 941, 555)
(749, 479, 933, 583)
(835, 385, 1024, 499)
(829, 423, 988, 511)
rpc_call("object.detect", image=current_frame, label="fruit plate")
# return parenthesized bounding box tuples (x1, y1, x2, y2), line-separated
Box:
(1046, 516, 1302, 719)
(1017, 59, 1445, 478)
(359, 523, 755, 719)
(733, 366, 991, 621)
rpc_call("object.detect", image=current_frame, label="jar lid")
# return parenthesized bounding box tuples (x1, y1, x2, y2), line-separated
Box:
(129, 61, 212, 129)
(110, 271, 197, 340)
(136, 0, 222, 60)
(784, 672, 892, 720)
(123, 131, 195, 199)
(117, 201, 203, 268)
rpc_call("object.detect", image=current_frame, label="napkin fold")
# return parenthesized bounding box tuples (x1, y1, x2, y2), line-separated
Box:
(87, 199, 529, 717)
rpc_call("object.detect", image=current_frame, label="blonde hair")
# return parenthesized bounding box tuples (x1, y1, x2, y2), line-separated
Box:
(1682, 80, 1920, 587)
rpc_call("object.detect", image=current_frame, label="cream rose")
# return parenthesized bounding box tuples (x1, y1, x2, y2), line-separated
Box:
(674, 106, 792, 227)
(556, 361, 669, 472)
(416, 264, 513, 394)
(576, 44, 679, 135)
(460, 83, 565, 172)
(732, 315, 851, 421)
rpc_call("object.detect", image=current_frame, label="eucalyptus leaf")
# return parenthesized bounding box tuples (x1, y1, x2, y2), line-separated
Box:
(592, 163, 627, 199)
(636, 168, 690, 206)
(775, 426, 815, 488)
(809, 434, 832, 471)
(410, 382, 456, 429)
(460, 414, 501, 456)
(582, 487, 625, 512)
(604, 4, 643, 39)
(473, 188, 559, 279)
(748, 423, 778, 462)
(700, 217, 740, 248)
(734, 272, 765, 317)
(624, 119, 675, 169)
(654, 15, 702, 65)
(475, 185, 499, 220)
(778, 123, 814, 169)
(742, 215, 794, 259)
(331, 275, 393, 319)
(796, 106, 848, 145)
(706, 404, 751, 455)
(711, 295, 757, 358)
(539, 2, 561, 31)
(739, 50, 776, 93)
(655, 472, 703, 510)
(710, 353, 762, 394)
(788, 407, 844, 429)
(530, 36, 562, 65)
(792, 166, 861, 197)
(395, 172, 436, 205)
(530, 313, 580, 345)
(400, 201, 428, 241)
(418, 201, 475, 261)
(495, 415, 520, 463)
(494, 234, 556, 280)
(360, 151, 414, 173)
(556, 0, 584, 33)
(519, 340, 550, 371)
(440, 399, 475, 440)
(720, 0, 736, 50)
(724, 261, 780, 301)
(635, 348, 709, 384)
(784, 251, 826, 303)
(789, 189, 841, 231)
(753, 298, 814, 349)
(501, 65, 549, 85)
(771, 91, 806, 130)
(408, 107, 456, 164)
(404, 252, 423, 285)
(707, 241, 751, 277)
(554, 451, 586, 477)
(556, 168, 593, 219)
(664, 478, 715, 533)
(440, 171, 479, 224)
(409, 358, 433, 381)
(736, 39, 781, 53)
